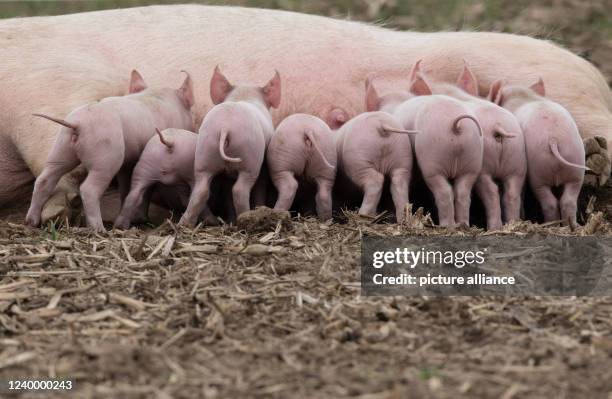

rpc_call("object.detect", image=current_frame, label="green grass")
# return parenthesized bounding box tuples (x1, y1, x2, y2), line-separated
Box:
(591, 11, 612, 35)
(47, 219, 58, 241)
(0, 0, 192, 19)
(419, 365, 442, 380)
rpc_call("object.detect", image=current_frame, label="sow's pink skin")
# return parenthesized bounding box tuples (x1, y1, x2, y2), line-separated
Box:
(336, 81, 418, 222)
(25, 71, 195, 232)
(3, 7, 612, 228)
(412, 61, 527, 230)
(267, 114, 337, 221)
(387, 74, 484, 226)
(114, 128, 217, 229)
(178, 66, 280, 227)
(491, 78, 588, 228)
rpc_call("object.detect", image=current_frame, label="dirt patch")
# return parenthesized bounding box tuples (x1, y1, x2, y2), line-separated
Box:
(1, 209, 612, 398)
(236, 207, 291, 233)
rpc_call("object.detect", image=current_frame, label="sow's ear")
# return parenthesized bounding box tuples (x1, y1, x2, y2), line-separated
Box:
(262, 70, 281, 109)
(487, 79, 505, 105)
(129, 70, 147, 94)
(409, 73, 432, 96)
(178, 70, 195, 109)
(457, 60, 478, 96)
(210, 66, 233, 105)
(530, 77, 546, 97)
(365, 76, 381, 112)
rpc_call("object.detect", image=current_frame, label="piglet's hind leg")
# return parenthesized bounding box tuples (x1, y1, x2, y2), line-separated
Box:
(315, 177, 333, 221)
(560, 181, 582, 229)
(533, 185, 560, 223)
(188, 182, 219, 226)
(26, 159, 79, 227)
(180, 172, 214, 227)
(475, 174, 502, 230)
(453, 173, 478, 226)
(389, 168, 410, 223)
(114, 178, 155, 229)
(233, 172, 258, 217)
(272, 171, 298, 211)
(80, 168, 119, 232)
(502, 175, 524, 224)
(424, 174, 454, 226)
(358, 169, 384, 217)
(25, 135, 79, 227)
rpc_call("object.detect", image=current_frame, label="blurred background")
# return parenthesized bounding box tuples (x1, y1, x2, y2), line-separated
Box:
(1, 0, 610, 84)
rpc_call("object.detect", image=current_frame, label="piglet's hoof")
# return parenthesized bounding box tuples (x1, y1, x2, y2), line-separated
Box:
(113, 218, 130, 230)
(236, 207, 290, 233)
(583, 136, 610, 187)
(177, 215, 196, 228)
(201, 213, 221, 226)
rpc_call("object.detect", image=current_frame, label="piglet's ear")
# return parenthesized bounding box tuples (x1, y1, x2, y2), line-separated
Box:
(409, 73, 432, 96)
(530, 77, 545, 97)
(408, 59, 422, 83)
(129, 70, 147, 94)
(210, 66, 233, 105)
(262, 70, 281, 109)
(457, 60, 478, 96)
(178, 70, 195, 109)
(487, 79, 505, 105)
(365, 77, 381, 112)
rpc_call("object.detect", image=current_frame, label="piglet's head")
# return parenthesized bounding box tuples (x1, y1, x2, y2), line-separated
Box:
(129, 70, 148, 94)
(409, 73, 433, 96)
(487, 79, 505, 105)
(408, 59, 423, 83)
(488, 77, 545, 107)
(210, 66, 234, 105)
(456, 61, 479, 96)
(127, 69, 194, 110)
(529, 77, 546, 97)
(261, 71, 282, 109)
(210, 66, 281, 109)
(406, 59, 432, 96)
(365, 76, 412, 114)
(177, 70, 195, 109)
(365, 76, 381, 112)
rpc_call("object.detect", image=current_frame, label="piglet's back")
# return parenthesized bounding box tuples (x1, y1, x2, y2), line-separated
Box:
(517, 100, 585, 169)
(201, 101, 265, 141)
